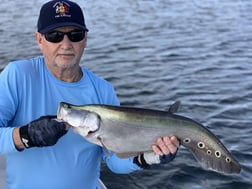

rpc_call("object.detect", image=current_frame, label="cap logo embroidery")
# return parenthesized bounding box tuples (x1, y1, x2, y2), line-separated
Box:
(54, 1, 71, 18)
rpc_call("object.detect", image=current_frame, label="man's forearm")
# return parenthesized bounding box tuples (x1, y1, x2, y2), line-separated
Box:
(12, 127, 25, 150)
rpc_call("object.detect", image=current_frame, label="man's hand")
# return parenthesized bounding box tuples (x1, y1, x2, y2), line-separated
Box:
(18, 116, 68, 148)
(134, 136, 180, 168)
(152, 136, 179, 155)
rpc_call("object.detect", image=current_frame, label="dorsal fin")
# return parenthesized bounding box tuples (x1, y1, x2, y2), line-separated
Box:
(168, 101, 181, 113)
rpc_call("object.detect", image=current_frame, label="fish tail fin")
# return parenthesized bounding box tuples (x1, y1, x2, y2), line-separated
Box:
(182, 139, 241, 174)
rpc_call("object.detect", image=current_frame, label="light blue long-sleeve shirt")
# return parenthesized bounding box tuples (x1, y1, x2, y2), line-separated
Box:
(0, 56, 140, 189)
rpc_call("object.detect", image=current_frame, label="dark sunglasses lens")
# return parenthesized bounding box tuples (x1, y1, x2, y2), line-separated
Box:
(45, 30, 85, 43)
(45, 31, 64, 43)
(68, 30, 85, 42)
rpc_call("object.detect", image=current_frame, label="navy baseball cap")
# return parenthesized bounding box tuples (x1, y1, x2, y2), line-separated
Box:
(37, 0, 88, 34)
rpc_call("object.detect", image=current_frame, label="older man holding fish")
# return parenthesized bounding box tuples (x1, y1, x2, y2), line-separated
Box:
(0, 0, 179, 188)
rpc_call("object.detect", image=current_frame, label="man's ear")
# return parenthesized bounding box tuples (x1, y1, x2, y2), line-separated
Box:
(35, 32, 43, 50)
(83, 32, 88, 48)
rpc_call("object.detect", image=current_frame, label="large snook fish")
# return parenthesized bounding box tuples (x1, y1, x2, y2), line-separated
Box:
(57, 102, 241, 174)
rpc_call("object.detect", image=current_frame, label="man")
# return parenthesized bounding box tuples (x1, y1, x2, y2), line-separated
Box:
(0, 0, 179, 188)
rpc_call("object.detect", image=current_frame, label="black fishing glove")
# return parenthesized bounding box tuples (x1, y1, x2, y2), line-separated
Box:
(19, 115, 67, 148)
(134, 150, 178, 168)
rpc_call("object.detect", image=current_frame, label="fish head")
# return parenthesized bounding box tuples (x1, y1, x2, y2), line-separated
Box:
(57, 102, 100, 137)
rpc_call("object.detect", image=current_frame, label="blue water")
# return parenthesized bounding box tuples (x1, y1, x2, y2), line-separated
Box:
(0, 0, 252, 188)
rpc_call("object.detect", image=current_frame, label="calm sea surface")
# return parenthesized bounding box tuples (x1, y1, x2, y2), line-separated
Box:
(0, 0, 252, 188)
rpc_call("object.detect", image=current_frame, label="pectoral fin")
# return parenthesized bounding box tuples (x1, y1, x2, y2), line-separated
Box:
(97, 136, 111, 158)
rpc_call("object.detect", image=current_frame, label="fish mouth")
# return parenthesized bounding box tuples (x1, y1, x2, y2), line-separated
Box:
(72, 122, 100, 138)
(87, 129, 98, 135)
(72, 126, 99, 137)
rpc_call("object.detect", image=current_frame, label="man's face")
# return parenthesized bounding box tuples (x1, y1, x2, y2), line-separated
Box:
(36, 26, 87, 70)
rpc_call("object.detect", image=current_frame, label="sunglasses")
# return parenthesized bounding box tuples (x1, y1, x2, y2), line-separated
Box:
(44, 29, 85, 43)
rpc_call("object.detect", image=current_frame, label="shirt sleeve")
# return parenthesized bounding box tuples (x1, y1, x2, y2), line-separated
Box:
(102, 150, 141, 174)
(0, 63, 21, 155)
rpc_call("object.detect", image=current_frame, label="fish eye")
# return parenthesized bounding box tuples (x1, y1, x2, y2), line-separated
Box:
(207, 150, 212, 155)
(63, 104, 69, 108)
